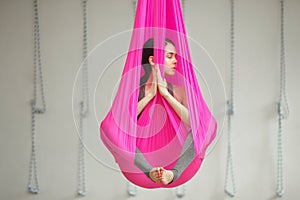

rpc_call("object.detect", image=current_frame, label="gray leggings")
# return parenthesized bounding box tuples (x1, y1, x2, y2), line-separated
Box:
(134, 133, 195, 182)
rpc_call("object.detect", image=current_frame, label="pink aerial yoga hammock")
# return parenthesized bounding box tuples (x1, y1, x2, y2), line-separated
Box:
(100, 0, 217, 188)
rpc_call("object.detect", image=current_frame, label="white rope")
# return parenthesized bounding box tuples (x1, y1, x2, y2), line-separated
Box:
(132, 0, 137, 20)
(277, 0, 289, 197)
(225, 0, 236, 197)
(28, 0, 46, 194)
(181, 0, 186, 21)
(77, 103, 87, 196)
(77, 0, 89, 196)
(175, 184, 186, 198)
(81, 0, 89, 117)
(127, 182, 137, 197)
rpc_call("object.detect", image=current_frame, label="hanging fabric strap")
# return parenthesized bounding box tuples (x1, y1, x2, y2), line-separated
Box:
(126, 1, 138, 196)
(28, 0, 46, 194)
(175, 0, 187, 198)
(225, 0, 236, 197)
(77, 0, 89, 196)
(277, 0, 289, 197)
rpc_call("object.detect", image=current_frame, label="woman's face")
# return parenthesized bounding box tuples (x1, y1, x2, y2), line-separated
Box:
(164, 42, 177, 76)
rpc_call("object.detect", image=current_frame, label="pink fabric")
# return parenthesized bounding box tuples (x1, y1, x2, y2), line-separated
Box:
(100, 0, 217, 188)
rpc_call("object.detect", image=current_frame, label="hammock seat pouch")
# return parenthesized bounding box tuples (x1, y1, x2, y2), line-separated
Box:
(100, 0, 217, 188)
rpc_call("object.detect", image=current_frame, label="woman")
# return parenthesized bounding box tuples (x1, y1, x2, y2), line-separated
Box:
(135, 38, 195, 185)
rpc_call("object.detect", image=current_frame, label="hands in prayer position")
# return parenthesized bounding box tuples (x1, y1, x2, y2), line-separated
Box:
(147, 65, 169, 99)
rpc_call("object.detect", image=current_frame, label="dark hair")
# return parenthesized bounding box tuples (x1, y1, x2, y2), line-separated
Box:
(138, 38, 175, 100)
(140, 38, 175, 85)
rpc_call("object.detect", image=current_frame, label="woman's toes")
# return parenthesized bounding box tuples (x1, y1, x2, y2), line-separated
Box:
(161, 168, 174, 185)
(149, 168, 161, 183)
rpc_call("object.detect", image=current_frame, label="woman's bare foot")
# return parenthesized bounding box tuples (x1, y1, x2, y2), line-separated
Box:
(149, 168, 162, 183)
(160, 167, 174, 185)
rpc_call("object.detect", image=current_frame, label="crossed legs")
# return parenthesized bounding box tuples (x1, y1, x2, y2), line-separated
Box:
(134, 133, 195, 184)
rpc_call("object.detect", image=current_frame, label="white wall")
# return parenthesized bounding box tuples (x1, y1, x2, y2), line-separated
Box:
(0, 0, 299, 200)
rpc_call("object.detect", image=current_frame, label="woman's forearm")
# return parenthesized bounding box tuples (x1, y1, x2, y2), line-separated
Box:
(137, 94, 154, 116)
(163, 93, 190, 127)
